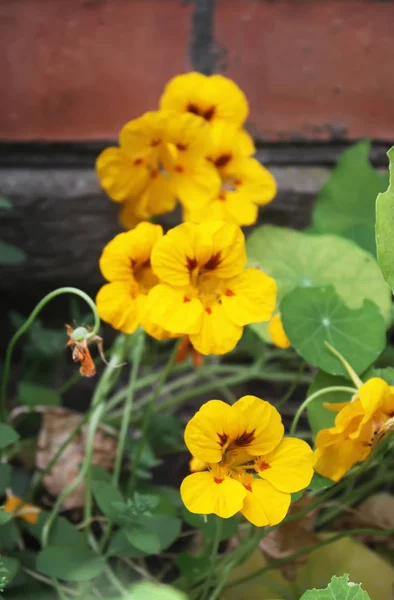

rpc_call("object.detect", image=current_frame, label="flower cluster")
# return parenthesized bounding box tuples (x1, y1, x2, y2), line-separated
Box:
(314, 377, 394, 481)
(181, 395, 314, 526)
(96, 220, 277, 355)
(96, 72, 276, 227)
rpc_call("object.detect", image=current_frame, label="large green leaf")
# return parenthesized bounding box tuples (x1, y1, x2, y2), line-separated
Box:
(0, 241, 25, 265)
(311, 141, 388, 254)
(0, 424, 19, 449)
(376, 146, 394, 290)
(281, 286, 386, 376)
(128, 582, 188, 600)
(18, 382, 60, 407)
(36, 545, 105, 582)
(300, 574, 370, 599)
(246, 226, 391, 345)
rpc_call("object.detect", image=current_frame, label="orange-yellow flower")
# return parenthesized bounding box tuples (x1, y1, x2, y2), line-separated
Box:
(147, 221, 277, 355)
(268, 314, 291, 349)
(181, 396, 314, 526)
(314, 377, 394, 481)
(96, 222, 170, 339)
(160, 72, 249, 129)
(3, 495, 39, 525)
(184, 122, 276, 226)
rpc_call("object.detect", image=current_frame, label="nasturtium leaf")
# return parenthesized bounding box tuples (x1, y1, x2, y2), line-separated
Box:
(0, 424, 19, 449)
(281, 286, 386, 376)
(91, 480, 124, 520)
(182, 508, 238, 541)
(0, 241, 25, 265)
(24, 512, 88, 548)
(310, 141, 388, 255)
(18, 382, 60, 407)
(307, 370, 354, 437)
(246, 226, 391, 344)
(127, 526, 161, 554)
(0, 463, 12, 495)
(36, 545, 106, 582)
(0, 197, 12, 209)
(129, 582, 188, 600)
(362, 366, 394, 386)
(176, 552, 211, 580)
(0, 510, 13, 525)
(376, 146, 394, 290)
(300, 573, 371, 599)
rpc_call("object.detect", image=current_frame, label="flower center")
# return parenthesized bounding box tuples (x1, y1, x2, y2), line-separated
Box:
(186, 102, 216, 121)
(133, 261, 159, 294)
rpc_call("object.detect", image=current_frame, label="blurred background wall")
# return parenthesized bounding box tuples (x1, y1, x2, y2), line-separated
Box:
(1, 0, 394, 306)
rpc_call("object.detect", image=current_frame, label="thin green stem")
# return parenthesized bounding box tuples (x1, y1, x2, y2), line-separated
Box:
(324, 342, 363, 388)
(201, 518, 222, 600)
(289, 385, 357, 435)
(228, 527, 394, 589)
(276, 361, 306, 409)
(128, 339, 181, 494)
(113, 330, 145, 486)
(1, 287, 100, 420)
(41, 337, 126, 547)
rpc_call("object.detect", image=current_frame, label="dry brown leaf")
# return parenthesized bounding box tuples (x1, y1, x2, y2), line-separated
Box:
(36, 407, 117, 509)
(333, 492, 394, 550)
(259, 494, 321, 580)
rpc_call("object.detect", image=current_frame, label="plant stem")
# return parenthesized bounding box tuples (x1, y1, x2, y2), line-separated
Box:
(128, 339, 181, 494)
(1, 287, 101, 420)
(113, 330, 145, 487)
(201, 518, 222, 600)
(276, 361, 306, 409)
(324, 342, 363, 388)
(41, 337, 126, 547)
(289, 385, 357, 435)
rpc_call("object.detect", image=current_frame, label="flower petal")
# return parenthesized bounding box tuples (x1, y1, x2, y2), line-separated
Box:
(180, 471, 246, 518)
(256, 437, 314, 493)
(96, 147, 149, 201)
(230, 396, 284, 456)
(268, 314, 291, 349)
(96, 281, 143, 334)
(241, 479, 290, 527)
(314, 435, 371, 482)
(189, 302, 243, 355)
(99, 223, 163, 282)
(147, 284, 203, 335)
(168, 157, 221, 210)
(194, 221, 246, 279)
(359, 378, 390, 424)
(184, 399, 233, 463)
(151, 223, 198, 286)
(221, 268, 277, 326)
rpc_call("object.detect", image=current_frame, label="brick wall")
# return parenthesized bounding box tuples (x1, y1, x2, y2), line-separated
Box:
(1, 0, 393, 303)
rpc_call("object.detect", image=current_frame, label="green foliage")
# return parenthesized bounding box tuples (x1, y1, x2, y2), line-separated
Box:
(176, 552, 211, 579)
(311, 141, 388, 255)
(182, 508, 238, 541)
(128, 582, 188, 600)
(0, 241, 25, 266)
(0, 511, 13, 526)
(281, 286, 386, 376)
(0, 464, 12, 495)
(300, 574, 371, 599)
(36, 545, 106, 582)
(0, 425, 19, 450)
(246, 226, 391, 345)
(17, 382, 60, 407)
(0, 197, 12, 209)
(307, 370, 352, 437)
(376, 146, 394, 290)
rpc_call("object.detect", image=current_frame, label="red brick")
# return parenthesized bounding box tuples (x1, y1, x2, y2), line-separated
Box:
(0, 0, 192, 140)
(216, 1, 394, 141)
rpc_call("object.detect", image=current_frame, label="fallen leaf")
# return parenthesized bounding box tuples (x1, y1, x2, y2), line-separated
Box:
(36, 407, 117, 509)
(260, 495, 320, 580)
(333, 493, 394, 550)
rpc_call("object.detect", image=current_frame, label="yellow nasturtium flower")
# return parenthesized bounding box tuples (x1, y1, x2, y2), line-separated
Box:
(160, 72, 249, 129)
(3, 495, 40, 525)
(314, 378, 394, 482)
(183, 122, 276, 226)
(268, 314, 291, 349)
(147, 221, 277, 355)
(181, 396, 314, 526)
(96, 222, 171, 339)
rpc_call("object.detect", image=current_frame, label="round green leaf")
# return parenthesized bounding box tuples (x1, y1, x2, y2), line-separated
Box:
(36, 545, 105, 582)
(281, 286, 386, 376)
(246, 227, 391, 342)
(0, 424, 20, 449)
